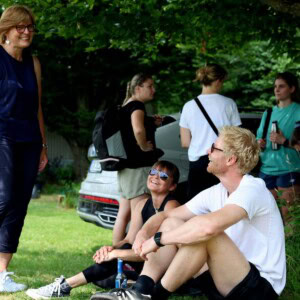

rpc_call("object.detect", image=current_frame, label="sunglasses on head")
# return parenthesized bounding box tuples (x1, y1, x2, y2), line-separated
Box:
(211, 143, 224, 153)
(149, 168, 169, 181)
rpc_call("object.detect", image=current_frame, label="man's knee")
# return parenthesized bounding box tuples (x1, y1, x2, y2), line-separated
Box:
(159, 217, 184, 231)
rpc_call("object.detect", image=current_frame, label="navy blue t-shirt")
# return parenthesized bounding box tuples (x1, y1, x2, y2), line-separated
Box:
(0, 46, 41, 142)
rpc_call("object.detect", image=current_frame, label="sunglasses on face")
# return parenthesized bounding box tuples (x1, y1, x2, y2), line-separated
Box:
(211, 143, 224, 153)
(15, 24, 36, 33)
(149, 168, 169, 181)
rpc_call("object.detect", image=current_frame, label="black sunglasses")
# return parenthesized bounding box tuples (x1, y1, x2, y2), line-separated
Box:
(211, 143, 223, 153)
(15, 24, 36, 33)
(149, 168, 169, 181)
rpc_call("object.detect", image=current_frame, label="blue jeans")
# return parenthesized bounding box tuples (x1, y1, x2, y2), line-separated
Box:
(0, 137, 41, 253)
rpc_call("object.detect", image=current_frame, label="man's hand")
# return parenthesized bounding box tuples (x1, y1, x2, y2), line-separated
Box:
(133, 231, 148, 256)
(140, 237, 159, 260)
(93, 245, 114, 264)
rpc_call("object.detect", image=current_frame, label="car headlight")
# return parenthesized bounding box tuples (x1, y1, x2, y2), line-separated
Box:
(87, 144, 97, 161)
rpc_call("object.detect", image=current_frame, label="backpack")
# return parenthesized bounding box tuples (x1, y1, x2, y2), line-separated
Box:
(92, 106, 127, 171)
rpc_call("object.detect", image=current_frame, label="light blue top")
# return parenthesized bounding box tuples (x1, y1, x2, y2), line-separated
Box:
(256, 102, 300, 175)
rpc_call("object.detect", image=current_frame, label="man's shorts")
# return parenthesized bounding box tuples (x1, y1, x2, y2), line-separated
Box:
(118, 167, 150, 199)
(259, 171, 300, 190)
(194, 263, 278, 300)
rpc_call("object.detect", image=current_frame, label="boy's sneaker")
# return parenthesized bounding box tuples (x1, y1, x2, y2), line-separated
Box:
(90, 288, 151, 300)
(26, 276, 70, 299)
(0, 271, 27, 292)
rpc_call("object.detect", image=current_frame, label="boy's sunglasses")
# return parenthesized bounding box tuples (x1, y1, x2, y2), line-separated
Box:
(149, 168, 169, 181)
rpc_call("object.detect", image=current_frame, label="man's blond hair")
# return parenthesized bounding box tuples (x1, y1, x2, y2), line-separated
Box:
(220, 126, 260, 175)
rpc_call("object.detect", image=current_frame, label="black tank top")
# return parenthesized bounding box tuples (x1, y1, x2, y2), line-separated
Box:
(141, 194, 175, 224)
(0, 46, 41, 142)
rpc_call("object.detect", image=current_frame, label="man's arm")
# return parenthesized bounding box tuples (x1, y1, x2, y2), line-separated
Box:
(140, 204, 247, 257)
(160, 204, 247, 245)
(133, 204, 194, 254)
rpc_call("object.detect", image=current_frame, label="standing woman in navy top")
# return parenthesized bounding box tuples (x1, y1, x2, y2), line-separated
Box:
(0, 5, 48, 292)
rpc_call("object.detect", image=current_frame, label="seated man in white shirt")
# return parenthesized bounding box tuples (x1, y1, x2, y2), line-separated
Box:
(91, 126, 286, 300)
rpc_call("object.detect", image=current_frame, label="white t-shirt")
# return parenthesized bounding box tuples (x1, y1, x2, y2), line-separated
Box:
(179, 94, 241, 161)
(185, 175, 286, 295)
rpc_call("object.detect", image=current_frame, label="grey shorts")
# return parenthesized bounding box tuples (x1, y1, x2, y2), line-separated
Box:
(117, 167, 150, 199)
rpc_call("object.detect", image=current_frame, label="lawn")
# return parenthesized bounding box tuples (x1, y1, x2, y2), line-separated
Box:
(1, 195, 299, 300)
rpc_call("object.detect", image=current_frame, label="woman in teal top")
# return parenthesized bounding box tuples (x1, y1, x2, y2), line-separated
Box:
(257, 72, 300, 221)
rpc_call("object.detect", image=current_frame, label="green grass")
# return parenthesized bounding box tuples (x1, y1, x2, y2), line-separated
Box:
(2, 195, 299, 299)
(3, 195, 111, 300)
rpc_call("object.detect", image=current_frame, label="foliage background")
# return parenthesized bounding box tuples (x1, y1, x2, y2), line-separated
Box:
(1, 0, 299, 177)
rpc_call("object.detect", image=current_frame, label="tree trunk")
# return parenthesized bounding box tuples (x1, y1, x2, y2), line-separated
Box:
(67, 140, 90, 180)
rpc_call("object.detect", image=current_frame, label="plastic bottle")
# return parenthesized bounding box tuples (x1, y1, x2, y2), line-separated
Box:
(115, 259, 127, 288)
(271, 121, 279, 150)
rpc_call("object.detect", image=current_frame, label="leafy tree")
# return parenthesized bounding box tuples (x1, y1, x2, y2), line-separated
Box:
(1, 0, 299, 178)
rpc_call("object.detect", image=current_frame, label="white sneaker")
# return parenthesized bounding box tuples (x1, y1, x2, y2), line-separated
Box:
(26, 276, 70, 299)
(0, 271, 27, 292)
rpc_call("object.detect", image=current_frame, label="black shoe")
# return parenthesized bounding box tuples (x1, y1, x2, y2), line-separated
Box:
(90, 288, 151, 300)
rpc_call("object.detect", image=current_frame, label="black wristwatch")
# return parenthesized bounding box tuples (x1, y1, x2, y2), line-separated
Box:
(154, 232, 165, 247)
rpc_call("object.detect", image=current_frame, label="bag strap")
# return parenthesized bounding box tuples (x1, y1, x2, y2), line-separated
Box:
(262, 108, 272, 139)
(194, 98, 218, 136)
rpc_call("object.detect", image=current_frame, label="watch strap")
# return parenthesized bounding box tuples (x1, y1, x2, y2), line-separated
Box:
(154, 232, 164, 247)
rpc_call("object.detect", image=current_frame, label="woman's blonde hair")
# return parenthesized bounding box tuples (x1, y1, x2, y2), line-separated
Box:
(0, 5, 35, 44)
(123, 73, 152, 104)
(195, 63, 227, 86)
(220, 126, 260, 175)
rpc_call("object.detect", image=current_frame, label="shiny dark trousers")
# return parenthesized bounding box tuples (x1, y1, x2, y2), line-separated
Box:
(0, 137, 41, 253)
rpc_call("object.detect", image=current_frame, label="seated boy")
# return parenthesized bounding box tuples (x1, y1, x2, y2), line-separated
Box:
(26, 160, 180, 299)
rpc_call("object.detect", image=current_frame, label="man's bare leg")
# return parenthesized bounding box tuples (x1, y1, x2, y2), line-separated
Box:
(139, 218, 181, 282)
(161, 232, 250, 297)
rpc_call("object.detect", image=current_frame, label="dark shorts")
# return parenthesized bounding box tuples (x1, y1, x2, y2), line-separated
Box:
(194, 263, 278, 300)
(259, 171, 300, 189)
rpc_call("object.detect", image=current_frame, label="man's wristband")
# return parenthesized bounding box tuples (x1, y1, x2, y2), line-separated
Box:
(42, 143, 48, 149)
(154, 232, 165, 247)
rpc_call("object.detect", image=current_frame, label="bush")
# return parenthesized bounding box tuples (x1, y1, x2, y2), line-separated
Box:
(39, 157, 76, 185)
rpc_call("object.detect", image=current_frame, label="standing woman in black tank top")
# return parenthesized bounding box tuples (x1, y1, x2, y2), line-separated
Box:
(113, 74, 164, 245)
(0, 5, 47, 292)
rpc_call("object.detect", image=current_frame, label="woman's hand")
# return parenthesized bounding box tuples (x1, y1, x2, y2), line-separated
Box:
(140, 141, 154, 152)
(93, 246, 114, 264)
(270, 130, 286, 145)
(38, 148, 48, 172)
(257, 138, 266, 149)
(153, 115, 163, 127)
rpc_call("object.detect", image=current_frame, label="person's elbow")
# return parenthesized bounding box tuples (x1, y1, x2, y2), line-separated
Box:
(181, 140, 190, 148)
(193, 217, 224, 243)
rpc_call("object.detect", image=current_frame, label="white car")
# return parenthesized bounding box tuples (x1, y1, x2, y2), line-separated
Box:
(77, 112, 261, 229)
